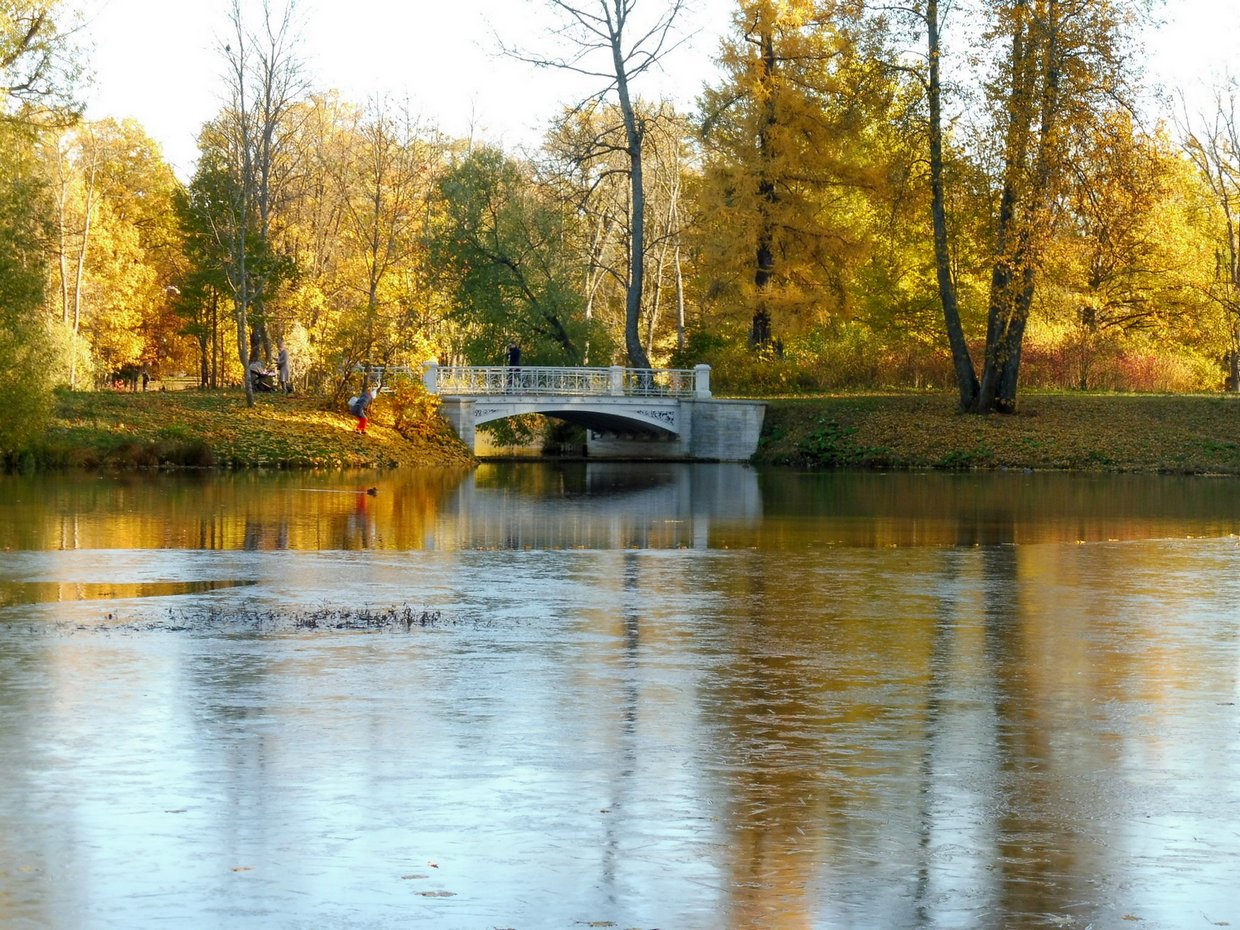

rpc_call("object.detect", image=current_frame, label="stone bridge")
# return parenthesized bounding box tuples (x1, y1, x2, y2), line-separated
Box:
(417, 363, 765, 461)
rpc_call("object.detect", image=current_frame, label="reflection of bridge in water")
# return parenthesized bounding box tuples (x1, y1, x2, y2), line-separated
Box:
(436, 462, 763, 551)
(419, 363, 766, 462)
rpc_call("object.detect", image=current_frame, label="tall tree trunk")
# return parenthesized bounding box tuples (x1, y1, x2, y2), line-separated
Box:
(53, 143, 70, 327)
(673, 236, 685, 352)
(978, 0, 1062, 413)
(752, 25, 778, 349)
(211, 292, 220, 389)
(69, 157, 97, 391)
(927, 0, 978, 409)
(976, 0, 1038, 413)
(615, 59, 651, 370)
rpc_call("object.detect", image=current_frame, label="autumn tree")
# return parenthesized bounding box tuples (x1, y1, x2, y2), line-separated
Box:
(175, 166, 235, 388)
(543, 101, 694, 363)
(211, 0, 307, 405)
(1041, 116, 1213, 389)
(0, 0, 80, 123)
(429, 145, 604, 366)
(0, 122, 55, 454)
(510, 0, 688, 370)
(1182, 82, 1240, 391)
(42, 119, 183, 387)
(323, 98, 429, 385)
(271, 93, 454, 394)
(0, 1, 82, 451)
(698, 0, 898, 348)
(910, 0, 1151, 411)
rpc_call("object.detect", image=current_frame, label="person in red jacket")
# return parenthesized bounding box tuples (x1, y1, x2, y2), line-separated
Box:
(350, 385, 376, 434)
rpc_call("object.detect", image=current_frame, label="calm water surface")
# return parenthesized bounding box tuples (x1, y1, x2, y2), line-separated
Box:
(1, 465, 1239, 930)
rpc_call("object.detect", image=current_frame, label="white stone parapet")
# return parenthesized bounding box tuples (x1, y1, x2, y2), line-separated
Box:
(421, 363, 707, 399)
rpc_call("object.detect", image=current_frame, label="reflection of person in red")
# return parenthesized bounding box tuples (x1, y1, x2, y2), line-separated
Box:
(346, 485, 377, 548)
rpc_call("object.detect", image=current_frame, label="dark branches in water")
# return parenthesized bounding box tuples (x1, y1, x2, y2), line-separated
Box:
(90, 604, 460, 633)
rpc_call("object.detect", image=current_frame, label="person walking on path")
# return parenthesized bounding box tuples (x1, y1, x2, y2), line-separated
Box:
(350, 385, 376, 434)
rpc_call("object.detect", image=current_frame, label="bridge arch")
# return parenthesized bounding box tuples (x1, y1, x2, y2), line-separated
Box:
(471, 399, 679, 436)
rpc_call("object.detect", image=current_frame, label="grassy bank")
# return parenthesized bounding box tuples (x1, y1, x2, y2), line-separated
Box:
(22, 389, 474, 471)
(14, 389, 1240, 475)
(754, 393, 1240, 474)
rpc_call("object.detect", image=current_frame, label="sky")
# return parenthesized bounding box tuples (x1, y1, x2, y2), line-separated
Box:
(76, 0, 737, 178)
(74, 0, 1240, 181)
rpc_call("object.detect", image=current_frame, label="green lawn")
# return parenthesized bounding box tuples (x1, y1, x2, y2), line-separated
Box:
(755, 392, 1240, 474)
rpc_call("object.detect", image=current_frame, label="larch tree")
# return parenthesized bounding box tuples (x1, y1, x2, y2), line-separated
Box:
(698, 0, 895, 348)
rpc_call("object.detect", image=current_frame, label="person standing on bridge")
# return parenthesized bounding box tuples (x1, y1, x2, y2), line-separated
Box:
(506, 342, 521, 393)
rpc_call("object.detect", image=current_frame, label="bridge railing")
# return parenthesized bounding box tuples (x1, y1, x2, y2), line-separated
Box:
(422, 363, 711, 399)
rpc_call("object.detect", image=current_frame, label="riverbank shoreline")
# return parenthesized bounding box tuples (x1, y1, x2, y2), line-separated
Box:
(12, 389, 1240, 475)
(20, 389, 474, 471)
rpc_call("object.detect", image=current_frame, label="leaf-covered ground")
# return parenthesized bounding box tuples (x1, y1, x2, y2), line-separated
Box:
(41, 389, 474, 470)
(755, 392, 1240, 474)
(28, 389, 1240, 474)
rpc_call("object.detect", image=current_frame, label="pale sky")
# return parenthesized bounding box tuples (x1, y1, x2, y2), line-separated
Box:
(76, 0, 737, 178)
(74, 0, 1240, 181)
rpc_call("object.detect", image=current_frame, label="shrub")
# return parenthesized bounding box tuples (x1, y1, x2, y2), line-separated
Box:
(384, 381, 466, 449)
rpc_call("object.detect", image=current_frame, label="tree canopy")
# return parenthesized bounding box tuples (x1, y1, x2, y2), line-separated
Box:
(3, 0, 1240, 459)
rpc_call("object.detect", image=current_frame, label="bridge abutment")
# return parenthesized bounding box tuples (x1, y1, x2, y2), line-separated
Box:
(585, 398, 766, 462)
(439, 398, 476, 451)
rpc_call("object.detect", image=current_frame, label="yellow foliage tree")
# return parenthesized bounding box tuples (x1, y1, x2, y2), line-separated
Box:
(697, 0, 894, 347)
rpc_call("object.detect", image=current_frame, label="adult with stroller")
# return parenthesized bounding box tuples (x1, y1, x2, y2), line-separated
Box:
(277, 340, 292, 393)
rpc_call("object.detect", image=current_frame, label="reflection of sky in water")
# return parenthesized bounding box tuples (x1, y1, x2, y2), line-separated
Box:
(0, 468, 1239, 928)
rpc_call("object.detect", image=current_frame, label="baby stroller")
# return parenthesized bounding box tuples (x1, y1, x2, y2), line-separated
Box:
(249, 366, 277, 392)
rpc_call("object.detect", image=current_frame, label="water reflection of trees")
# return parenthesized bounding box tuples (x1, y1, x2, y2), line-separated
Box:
(753, 472, 1240, 548)
(696, 552, 946, 927)
(695, 528, 1236, 927)
(0, 470, 467, 551)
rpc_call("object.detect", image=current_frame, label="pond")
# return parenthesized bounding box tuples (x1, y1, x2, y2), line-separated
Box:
(1, 465, 1239, 929)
